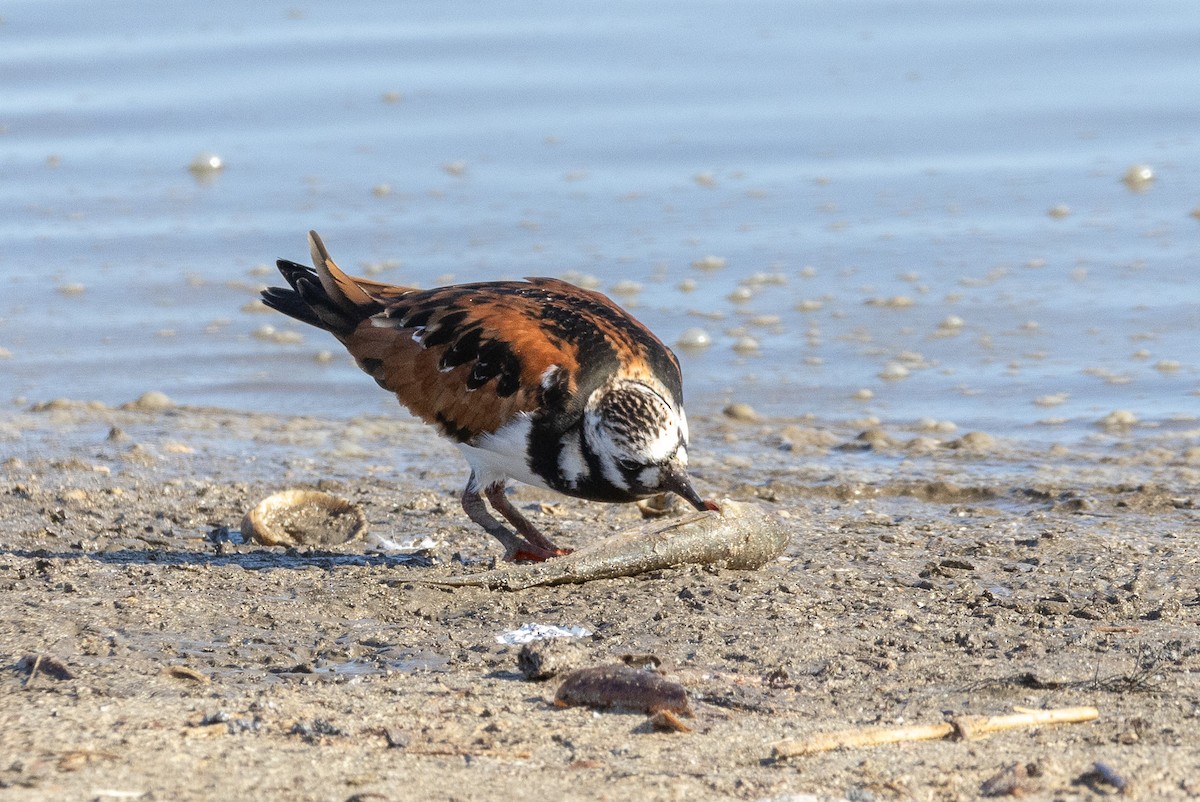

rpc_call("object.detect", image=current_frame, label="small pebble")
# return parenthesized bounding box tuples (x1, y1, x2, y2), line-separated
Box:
(936, 315, 964, 334)
(1098, 409, 1137, 429)
(1034, 393, 1068, 407)
(691, 255, 727, 271)
(723, 402, 760, 423)
(879, 363, 909, 381)
(731, 336, 759, 354)
(187, 152, 224, 184)
(517, 638, 589, 681)
(676, 327, 712, 349)
(123, 391, 173, 411)
(946, 431, 996, 451)
(1122, 163, 1154, 192)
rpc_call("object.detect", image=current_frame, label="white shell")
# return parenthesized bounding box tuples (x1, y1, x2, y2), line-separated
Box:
(241, 489, 368, 547)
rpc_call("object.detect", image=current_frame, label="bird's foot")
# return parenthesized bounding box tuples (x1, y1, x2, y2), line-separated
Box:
(504, 542, 574, 563)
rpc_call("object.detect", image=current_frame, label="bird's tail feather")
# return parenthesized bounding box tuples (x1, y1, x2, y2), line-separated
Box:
(261, 231, 395, 338)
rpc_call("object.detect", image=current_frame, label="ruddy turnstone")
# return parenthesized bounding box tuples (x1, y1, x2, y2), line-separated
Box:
(262, 231, 716, 561)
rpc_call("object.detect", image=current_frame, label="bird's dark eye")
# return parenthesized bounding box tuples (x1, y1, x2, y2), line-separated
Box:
(617, 459, 641, 472)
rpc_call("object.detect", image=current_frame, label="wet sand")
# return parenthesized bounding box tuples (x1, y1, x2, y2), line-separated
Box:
(2, 398, 1197, 800)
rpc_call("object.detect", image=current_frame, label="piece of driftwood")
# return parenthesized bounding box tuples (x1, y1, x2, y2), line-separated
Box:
(425, 498, 790, 590)
(772, 706, 1099, 760)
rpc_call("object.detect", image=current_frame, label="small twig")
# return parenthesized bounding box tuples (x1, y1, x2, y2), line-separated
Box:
(25, 654, 43, 687)
(772, 706, 1099, 760)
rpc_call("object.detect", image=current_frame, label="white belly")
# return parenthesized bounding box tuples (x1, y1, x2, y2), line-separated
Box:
(456, 414, 551, 492)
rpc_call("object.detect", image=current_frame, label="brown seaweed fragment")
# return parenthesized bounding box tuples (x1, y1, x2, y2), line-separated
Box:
(554, 664, 691, 716)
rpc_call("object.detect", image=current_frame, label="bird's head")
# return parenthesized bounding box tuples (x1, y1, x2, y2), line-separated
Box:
(584, 380, 716, 511)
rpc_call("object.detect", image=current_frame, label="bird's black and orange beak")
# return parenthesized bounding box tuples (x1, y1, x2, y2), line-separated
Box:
(659, 462, 720, 512)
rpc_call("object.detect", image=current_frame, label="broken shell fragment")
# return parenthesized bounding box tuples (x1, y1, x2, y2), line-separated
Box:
(241, 490, 368, 547)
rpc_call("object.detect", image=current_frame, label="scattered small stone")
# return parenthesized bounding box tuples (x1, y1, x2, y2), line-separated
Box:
(852, 388, 874, 400)
(188, 152, 224, 181)
(1122, 163, 1154, 192)
(935, 315, 964, 335)
(722, 402, 760, 422)
(690, 255, 726, 271)
(384, 729, 411, 749)
(853, 428, 895, 450)
(946, 431, 997, 452)
(1098, 410, 1137, 430)
(1047, 203, 1071, 219)
(878, 362, 909, 381)
(676, 327, 712, 349)
(865, 295, 914, 308)
(777, 425, 838, 452)
(981, 762, 1039, 797)
(1034, 393, 1068, 407)
(731, 336, 759, 354)
(441, 160, 467, 176)
(290, 719, 347, 744)
(517, 637, 589, 681)
(1154, 359, 1181, 373)
(905, 437, 942, 454)
(122, 391, 173, 411)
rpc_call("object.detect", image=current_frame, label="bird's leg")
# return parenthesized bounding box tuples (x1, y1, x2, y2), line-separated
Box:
(460, 485, 538, 561)
(484, 482, 573, 558)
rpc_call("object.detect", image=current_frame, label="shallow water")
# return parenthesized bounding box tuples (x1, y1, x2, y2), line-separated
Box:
(2, 1, 1198, 443)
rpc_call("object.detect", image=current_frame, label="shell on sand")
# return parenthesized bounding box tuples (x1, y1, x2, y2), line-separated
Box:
(241, 489, 368, 548)
(426, 498, 790, 590)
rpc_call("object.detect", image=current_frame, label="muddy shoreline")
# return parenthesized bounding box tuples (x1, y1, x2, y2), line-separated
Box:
(2, 399, 1198, 800)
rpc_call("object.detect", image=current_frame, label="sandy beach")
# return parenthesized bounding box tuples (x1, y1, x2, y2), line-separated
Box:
(2, 397, 1197, 800)
(4, 2, 1200, 799)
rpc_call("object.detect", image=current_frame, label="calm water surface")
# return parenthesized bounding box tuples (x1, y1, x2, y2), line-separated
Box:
(2, 1, 1198, 443)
